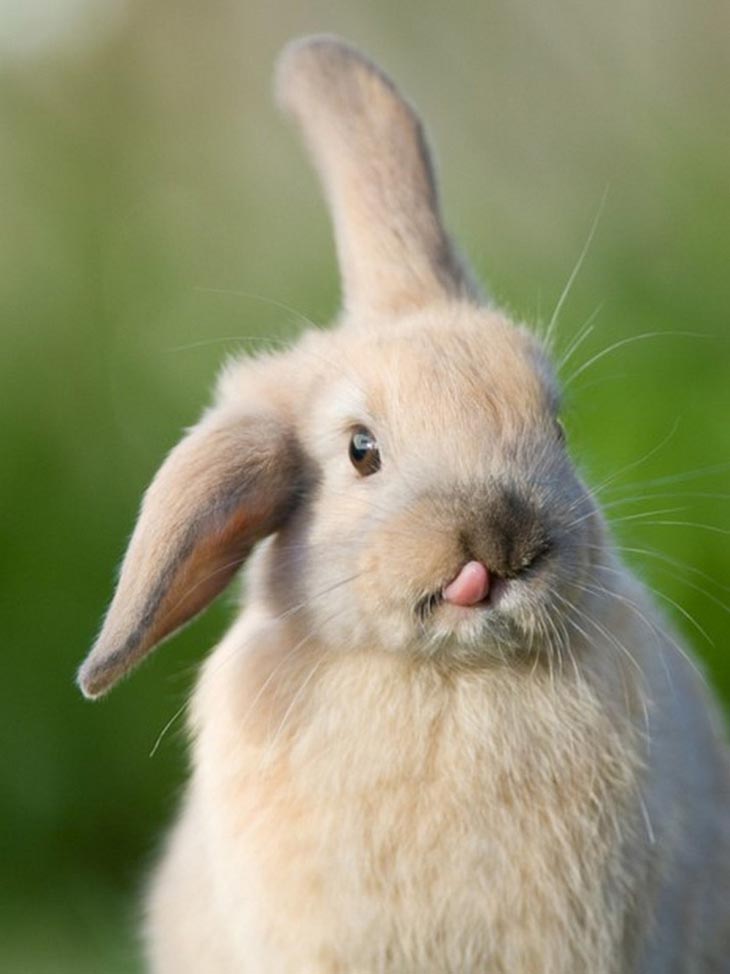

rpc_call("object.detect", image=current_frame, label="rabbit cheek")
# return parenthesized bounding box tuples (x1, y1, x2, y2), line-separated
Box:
(556, 492, 608, 603)
(354, 518, 464, 652)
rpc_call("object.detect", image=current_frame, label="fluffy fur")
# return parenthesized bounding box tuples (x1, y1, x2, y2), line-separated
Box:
(79, 35, 730, 973)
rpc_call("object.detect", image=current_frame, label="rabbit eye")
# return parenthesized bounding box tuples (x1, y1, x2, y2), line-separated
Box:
(349, 426, 381, 476)
(555, 418, 567, 443)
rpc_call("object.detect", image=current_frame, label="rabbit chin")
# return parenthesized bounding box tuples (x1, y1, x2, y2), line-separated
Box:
(421, 581, 553, 662)
(415, 602, 542, 659)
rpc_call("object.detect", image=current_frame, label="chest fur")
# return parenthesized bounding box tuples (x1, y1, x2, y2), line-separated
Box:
(193, 646, 642, 973)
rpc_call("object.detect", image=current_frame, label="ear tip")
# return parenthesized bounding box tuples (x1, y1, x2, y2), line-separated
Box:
(274, 34, 345, 111)
(274, 34, 387, 116)
(76, 655, 112, 700)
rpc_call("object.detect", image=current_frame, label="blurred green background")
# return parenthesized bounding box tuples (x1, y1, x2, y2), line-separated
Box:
(1, 0, 728, 970)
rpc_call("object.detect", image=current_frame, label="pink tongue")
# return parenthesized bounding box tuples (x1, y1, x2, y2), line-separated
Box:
(442, 561, 491, 607)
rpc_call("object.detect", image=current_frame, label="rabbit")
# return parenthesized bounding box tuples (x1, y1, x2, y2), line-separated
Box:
(78, 35, 730, 974)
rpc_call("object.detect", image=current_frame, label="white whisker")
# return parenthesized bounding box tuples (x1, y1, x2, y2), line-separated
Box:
(545, 187, 608, 350)
(565, 331, 708, 388)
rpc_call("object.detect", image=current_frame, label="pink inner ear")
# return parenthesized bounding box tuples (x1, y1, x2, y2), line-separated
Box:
(443, 561, 491, 607)
(144, 503, 256, 649)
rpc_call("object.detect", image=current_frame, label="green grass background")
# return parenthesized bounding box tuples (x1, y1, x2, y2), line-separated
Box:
(1, 0, 729, 969)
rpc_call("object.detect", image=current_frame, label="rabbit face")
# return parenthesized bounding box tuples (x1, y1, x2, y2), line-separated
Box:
(78, 36, 606, 696)
(256, 305, 603, 663)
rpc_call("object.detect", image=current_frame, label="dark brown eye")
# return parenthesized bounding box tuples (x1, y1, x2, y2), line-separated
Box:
(349, 426, 381, 476)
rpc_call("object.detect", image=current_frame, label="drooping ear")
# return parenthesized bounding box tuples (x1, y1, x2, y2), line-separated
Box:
(77, 410, 306, 698)
(276, 35, 479, 317)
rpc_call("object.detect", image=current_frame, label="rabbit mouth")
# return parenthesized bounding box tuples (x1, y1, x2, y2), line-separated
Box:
(414, 553, 551, 627)
(415, 576, 504, 623)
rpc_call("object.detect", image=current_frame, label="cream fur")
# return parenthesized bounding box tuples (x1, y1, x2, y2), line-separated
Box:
(80, 35, 730, 973)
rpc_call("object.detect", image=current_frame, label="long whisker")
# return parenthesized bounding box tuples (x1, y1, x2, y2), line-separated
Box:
(565, 331, 708, 388)
(582, 562, 708, 687)
(545, 187, 608, 350)
(551, 587, 643, 728)
(169, 335, 296, 353)
(629, 519, 730, 537)
(582, 419, 682, 501)
(187, 285, 376, 405)
(193, 285, 324, 331)
(608, 542, 730, 596)
(566, 504, 690, 532)
(553, 588, 644, 678)
(622, 557, 730, 619)
(599, 461, 730, 495)
(557, 303, 603, 372)
(591, 491, 730, 510)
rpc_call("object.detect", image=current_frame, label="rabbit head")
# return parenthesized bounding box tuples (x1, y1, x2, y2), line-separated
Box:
(78, 36, 605, 699)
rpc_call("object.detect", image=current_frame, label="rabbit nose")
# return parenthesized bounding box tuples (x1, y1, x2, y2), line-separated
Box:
(463, 485, 551, 580)
(443, 561, 491, 606)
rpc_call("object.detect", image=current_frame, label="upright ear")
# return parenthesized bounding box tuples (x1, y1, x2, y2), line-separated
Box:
(276, 35, 479, 317)
(77, 409, 306, 698)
